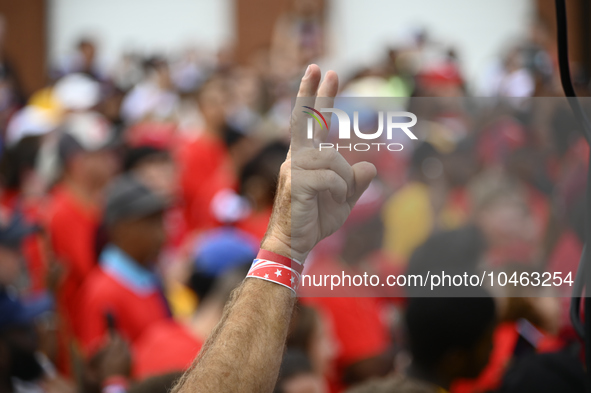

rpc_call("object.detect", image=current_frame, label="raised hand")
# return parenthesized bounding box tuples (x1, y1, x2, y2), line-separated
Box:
(171, 65, 376, 393)
(262, 64, 377, 262)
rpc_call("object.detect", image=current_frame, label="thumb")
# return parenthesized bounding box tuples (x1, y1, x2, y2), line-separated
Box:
(347, 161, 377, 208)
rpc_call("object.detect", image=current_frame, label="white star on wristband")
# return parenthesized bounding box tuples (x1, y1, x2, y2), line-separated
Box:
(290, 276, 296, 284)
(264, 273, 269, 279)
(275, 269, 282, 277)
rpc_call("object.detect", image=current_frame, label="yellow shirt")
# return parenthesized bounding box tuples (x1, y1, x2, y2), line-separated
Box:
(382, 182, 433, 261)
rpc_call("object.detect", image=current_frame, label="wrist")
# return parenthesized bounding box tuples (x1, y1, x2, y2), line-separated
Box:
(261, 234, 307, 263)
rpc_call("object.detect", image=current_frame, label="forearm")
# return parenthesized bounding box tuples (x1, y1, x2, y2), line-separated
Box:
(171, 278, 295, 393)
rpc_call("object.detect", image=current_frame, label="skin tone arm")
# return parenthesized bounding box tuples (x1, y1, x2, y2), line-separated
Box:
(171, 64, 377, 393)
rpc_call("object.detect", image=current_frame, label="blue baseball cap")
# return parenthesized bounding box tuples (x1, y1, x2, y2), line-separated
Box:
(192, 228, 258, 277)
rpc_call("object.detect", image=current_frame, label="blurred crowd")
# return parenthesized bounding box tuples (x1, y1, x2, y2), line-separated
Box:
(0, 1, 590, 391)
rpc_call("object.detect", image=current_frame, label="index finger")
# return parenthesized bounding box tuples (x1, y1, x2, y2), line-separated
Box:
(291, 64, 322, 150)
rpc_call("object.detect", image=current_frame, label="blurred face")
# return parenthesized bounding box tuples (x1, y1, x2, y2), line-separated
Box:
(133, 156, 177, 199)
(73, 150, 118, 189)
(233, 70, 262, 109)
(155, 64, 172, 90)
(198, 81, 228, 131)
(282, 373, 326, 393)
(80, 42, 96, 65)
(111, 211, 165, 265)
(0, 246, 21, 286)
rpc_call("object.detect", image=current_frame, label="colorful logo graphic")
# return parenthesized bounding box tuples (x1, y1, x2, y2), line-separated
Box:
(302, 106, 328, 130)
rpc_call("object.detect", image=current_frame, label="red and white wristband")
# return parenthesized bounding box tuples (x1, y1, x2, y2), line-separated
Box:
(247, 249, 303, 294)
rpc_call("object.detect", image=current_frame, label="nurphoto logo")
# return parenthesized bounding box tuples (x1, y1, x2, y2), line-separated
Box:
(303, 107, 418, 151)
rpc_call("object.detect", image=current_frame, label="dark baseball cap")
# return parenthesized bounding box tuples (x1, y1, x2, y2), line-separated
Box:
(0, 288, 53, 331)
(103, 174, 168, 227)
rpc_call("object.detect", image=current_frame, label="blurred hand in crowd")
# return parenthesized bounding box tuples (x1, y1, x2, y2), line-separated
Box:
(85, 333, 132, 390)
(97, 334, 132, 381)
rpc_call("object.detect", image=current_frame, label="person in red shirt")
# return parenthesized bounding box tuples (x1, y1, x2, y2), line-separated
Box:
(133, 253, 251, 380)
(178, 77, 237, 233)
(76, 174, 170, 354)
(45, 113, 118, 341)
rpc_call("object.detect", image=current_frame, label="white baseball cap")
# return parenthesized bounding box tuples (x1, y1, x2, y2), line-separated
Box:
(5, 106, 58, 147)
(53, 73, 100, 111)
